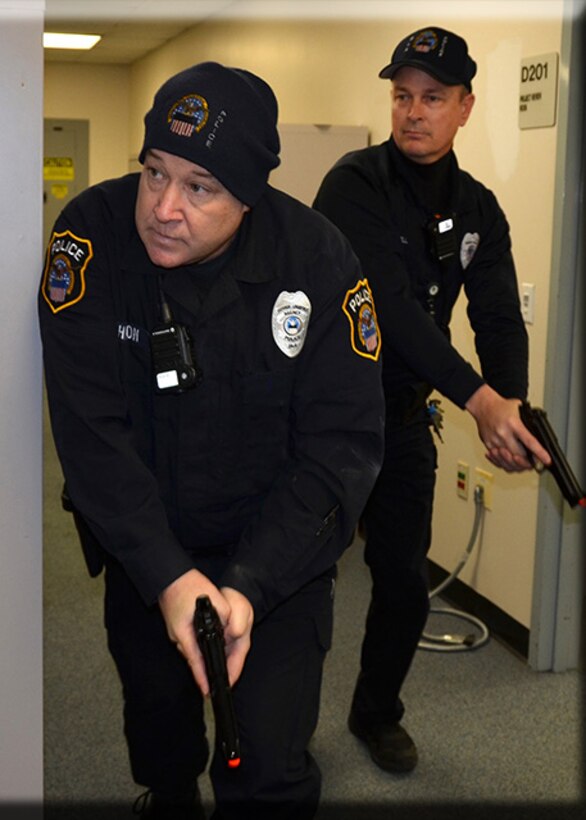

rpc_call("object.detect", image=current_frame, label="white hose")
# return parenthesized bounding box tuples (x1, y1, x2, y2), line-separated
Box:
(418, 485, 490, 652)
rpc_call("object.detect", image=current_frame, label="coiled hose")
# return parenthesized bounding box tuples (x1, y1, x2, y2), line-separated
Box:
(418, 484, 490, 652)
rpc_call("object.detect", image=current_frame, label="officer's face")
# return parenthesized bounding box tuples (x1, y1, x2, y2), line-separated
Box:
(136, 149, 250, 267)
(390, 66, 475, 164)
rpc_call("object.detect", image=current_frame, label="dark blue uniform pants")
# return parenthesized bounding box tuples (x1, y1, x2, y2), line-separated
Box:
(351, 411, 437, 727)
(103, 559, 334, 819)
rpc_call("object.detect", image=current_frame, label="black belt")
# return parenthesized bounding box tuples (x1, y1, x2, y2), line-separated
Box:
(384, 383, 432, 424)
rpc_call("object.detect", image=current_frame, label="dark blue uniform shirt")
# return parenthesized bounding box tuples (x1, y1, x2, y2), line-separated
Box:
(39, 174, 385, 620)
(313, 137, 529, 411)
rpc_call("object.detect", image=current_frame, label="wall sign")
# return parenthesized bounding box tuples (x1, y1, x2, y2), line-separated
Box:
(44, 156, 75, 181)
(519, 53, 558, 130)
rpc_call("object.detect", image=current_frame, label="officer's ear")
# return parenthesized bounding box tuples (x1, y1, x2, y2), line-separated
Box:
(459, 91, 475, 127)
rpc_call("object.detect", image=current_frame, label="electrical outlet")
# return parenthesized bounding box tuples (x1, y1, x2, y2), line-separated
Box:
(457, 460, 469, 500)
(521, 282, 535, 324)
(474, 468, 493, 510)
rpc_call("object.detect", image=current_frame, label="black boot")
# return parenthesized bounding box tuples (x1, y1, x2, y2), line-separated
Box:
(348, 708, 418, 773)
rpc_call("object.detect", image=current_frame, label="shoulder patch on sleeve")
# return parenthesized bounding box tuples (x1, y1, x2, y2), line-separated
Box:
(41, 230, 94, 314)
(342, 278, 381, 361)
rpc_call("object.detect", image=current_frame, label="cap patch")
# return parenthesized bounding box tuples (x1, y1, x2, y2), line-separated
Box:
(167, 93, 209, 138)
(342, 279, 381, 361)
(272, 290, 312, 358)
(412, 30, 440, 54)
(379, 26, 476, 89)
(42, 230, 93, 314)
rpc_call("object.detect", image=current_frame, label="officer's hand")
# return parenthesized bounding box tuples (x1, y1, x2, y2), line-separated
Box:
(219, 586, 254, 687)
(158, 568, 228, 695)
(466, 384, 551, 472)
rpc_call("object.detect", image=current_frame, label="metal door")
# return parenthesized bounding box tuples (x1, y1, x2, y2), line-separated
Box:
(43, 119, 89, 248)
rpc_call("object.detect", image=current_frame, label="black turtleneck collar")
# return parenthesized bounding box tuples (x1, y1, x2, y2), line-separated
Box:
(389, 136, 457, 215)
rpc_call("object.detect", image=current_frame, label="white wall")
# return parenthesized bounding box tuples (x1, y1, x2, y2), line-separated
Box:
(0, 0, 44, 805)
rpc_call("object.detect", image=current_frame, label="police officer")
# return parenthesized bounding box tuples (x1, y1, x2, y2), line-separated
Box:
(39, 62, 385, 819)
(313, 28, 550, 774)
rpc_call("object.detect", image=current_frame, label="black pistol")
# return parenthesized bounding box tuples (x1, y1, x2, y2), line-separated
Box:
(519, 402, 585, 509)
(194, 595, 241, 768)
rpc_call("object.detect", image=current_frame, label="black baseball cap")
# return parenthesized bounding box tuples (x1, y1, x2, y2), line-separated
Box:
(379, 27, 477, 91)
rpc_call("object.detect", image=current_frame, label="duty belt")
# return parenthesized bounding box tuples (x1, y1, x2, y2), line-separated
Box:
(384, 383, 432, 424)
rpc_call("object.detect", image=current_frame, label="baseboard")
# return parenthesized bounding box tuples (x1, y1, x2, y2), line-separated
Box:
(426, 560, 529, 659)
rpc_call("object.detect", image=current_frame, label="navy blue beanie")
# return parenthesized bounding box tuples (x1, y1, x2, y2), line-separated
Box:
(139, 61, 281, 206)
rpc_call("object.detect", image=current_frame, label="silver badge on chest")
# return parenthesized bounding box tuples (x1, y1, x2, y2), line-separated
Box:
(272, 290, 312, 358)
(460, 232, 480, 270)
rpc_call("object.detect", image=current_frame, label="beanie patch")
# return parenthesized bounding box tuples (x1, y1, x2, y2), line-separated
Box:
(168, 94, 209, 138)
(139, 62, 281, 206)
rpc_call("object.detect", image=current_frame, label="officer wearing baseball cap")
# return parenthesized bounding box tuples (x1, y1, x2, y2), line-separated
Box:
(314, 27, 549, 775)
(378, 26, 477, 90)
(39, 61, 385, 818)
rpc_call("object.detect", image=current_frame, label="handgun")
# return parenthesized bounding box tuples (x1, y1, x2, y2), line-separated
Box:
(519, 401, 585, 509)
(194, 595, 241, 768)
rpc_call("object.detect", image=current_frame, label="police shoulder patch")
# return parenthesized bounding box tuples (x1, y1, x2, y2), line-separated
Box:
(342, 278, 381, 361)
(41, 230, 94, 314)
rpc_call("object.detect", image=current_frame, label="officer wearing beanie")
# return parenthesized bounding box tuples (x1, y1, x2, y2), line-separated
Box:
(39, 62, 384, 818)
(314, 29, 549, 773)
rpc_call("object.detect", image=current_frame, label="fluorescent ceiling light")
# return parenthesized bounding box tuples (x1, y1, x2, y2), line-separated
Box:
(43, 32, 102, 50)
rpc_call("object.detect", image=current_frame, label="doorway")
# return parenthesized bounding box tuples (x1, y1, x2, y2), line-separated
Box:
(43, 119, 89, 247)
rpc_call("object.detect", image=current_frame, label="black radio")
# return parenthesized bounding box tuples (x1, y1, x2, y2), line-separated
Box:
(151, 278, 201, 393)
(427, 213, 457, 262)
(151, 321, 200, 393)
